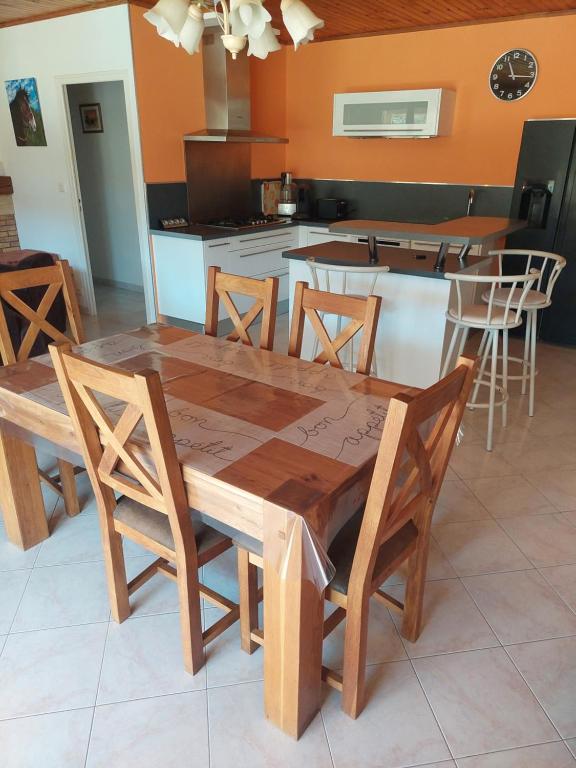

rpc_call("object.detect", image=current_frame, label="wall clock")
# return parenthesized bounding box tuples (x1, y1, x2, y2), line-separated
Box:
(489, 49, 538, 101)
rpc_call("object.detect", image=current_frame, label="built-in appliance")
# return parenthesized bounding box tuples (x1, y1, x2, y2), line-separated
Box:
(506, 119, 576, 345)
(278, 172, 298, 216)
(316, 198, 349, 220)
(333, 89, 455, 138)
(196, 214, 291, 231)
(292, 183, 312, 220)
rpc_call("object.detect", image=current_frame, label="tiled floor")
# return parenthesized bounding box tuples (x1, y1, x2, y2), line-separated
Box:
(1, 319, 576, 767)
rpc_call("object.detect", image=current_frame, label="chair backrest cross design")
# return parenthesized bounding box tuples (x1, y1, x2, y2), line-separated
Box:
(288, 280, 381, 375)
(205, 266, 279, 351)
(348, 356, 476, 603)
(0, 260, 83, 364)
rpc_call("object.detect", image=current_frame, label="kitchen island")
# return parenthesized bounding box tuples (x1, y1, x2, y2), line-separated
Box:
(330, 216, 525, 269)
(283, 240, 494, 388)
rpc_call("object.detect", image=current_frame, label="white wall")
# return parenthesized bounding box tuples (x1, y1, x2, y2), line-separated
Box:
(68, 80, 143, 290)
(0, 6, 154, 316)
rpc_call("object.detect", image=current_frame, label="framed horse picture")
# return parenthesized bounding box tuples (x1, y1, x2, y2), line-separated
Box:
(5, 78, 47, 147)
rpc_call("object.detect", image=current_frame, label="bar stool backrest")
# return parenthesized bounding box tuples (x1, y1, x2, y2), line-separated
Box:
(306, 258, 391, 298)
(490, 249, 566, 303)
(445, 270, 540, 327)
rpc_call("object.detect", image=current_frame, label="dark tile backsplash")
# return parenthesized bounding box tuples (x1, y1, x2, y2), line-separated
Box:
(147, 179, 513, 229)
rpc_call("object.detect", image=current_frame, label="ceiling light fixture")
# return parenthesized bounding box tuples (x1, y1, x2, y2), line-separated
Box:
(144, 0, 323, 59)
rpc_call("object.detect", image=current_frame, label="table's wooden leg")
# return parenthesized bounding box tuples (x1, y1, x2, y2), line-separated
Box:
(0, 427, 48, 549)
(263, 502, 324, 739)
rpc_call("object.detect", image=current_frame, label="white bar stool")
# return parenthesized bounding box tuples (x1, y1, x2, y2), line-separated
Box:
(441, 269, 540, 451)
(476, 250, 566, 417)
(306, 258, 390, 375)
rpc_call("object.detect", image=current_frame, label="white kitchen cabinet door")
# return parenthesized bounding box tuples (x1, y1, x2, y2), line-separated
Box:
(152, 235, 206, 323)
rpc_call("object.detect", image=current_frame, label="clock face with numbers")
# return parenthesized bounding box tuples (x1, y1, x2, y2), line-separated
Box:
(490, 49, 538, 101)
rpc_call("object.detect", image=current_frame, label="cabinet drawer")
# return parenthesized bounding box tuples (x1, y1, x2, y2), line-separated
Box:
(306, 229, 351, 246)
(229, 247, 288, 278)
(228, 228, 297, 253)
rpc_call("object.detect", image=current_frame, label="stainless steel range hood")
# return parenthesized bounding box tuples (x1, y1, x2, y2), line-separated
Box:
(184, 28, 287, 144)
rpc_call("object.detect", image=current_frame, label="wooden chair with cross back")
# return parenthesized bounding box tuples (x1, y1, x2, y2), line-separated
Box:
(50, 342, 240, 674)
(288, 280, 382, 375)
(0, 260, 85, 516)
(234, 279, 383, 656)
(237, 355, 477, 718)
(321, 355, 476, 717)
(205, 266, 279, 351)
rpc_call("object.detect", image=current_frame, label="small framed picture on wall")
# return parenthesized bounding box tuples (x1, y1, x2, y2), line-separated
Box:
(79, 103, 103, 133)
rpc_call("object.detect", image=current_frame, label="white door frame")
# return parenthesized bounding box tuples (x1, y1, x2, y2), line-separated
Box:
(57, 69, 156, 321)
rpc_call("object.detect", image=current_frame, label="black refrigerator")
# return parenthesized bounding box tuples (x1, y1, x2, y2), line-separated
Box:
(507, 119, 576, 345)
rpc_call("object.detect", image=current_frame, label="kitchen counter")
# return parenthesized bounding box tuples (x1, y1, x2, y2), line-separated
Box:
(150, 221, 298, 241)
(330, 216, 526, 243)
(283, 242, 486, 279)
(283, 241, 494, 388)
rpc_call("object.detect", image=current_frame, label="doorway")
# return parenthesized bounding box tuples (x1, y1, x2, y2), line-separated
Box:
(65, 80, 147, 338)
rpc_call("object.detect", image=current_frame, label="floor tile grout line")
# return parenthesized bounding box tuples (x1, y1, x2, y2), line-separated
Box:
(453, 738, 568, 767)
(318, 694, 341, 768)
(4, 566, 35, 638)
(83, 619, 112, 768)
(501, 643, 566, 743)
(536, 566, 576, 618)
(408, 655, 456, 763)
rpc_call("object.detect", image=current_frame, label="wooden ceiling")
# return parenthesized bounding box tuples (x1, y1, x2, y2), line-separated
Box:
(2, 0, 576, 39)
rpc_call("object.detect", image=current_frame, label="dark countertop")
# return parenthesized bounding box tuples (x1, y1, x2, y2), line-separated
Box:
(282, 242, 490, 279)
(150, 221, 298, 241)
(330, 216, 526, 244)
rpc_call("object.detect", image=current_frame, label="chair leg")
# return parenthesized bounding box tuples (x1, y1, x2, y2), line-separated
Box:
(401, 521, 433, 643)
(470, 329, 489, 406)
(522, 310, 531, 396)
(441, 324, 460, 379)
(341, 594, 370, 719)
(101, 524, 131, 624)
(487, 330, 499, 452)
(57, 459, 80, 517)
(457, 326, 469, 356)
(502, 329, 509, 428)
(529, 310, 537, 417)
(238, 548, 259, 654)
(176, 550, 205, 675)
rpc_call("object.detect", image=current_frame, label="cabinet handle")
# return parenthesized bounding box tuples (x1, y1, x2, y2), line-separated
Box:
(207, 241, 231, 248)
(238, 233, 292, 243)
(358, 237, 402, 247)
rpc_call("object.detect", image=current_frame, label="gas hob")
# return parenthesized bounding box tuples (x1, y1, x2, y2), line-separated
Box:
(199, 215, 292, 231)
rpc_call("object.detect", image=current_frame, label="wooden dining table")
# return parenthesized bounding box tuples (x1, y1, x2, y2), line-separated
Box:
(0, 323, 417, 738)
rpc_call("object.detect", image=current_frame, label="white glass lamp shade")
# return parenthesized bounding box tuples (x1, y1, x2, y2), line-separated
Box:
(248, 23, 280, 59)
(280, 0, 324, 49)
(144, 0, 189, 36)
(230, 0, 271, 39)
(179, 4, 205, 54)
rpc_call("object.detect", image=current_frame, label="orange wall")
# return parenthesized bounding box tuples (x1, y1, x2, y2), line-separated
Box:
(129, 4, 205, 183)
(283, 14, 576, 185)
(129, 3, 286, 182)
(130, 8, 576, 186)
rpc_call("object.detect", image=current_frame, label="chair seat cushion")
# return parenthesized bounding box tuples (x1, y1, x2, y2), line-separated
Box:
(327, 507, 418, 595)
(448, 305, 516, 327)
(481, 287, 548, 309)
(114, 497, 231, 555)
